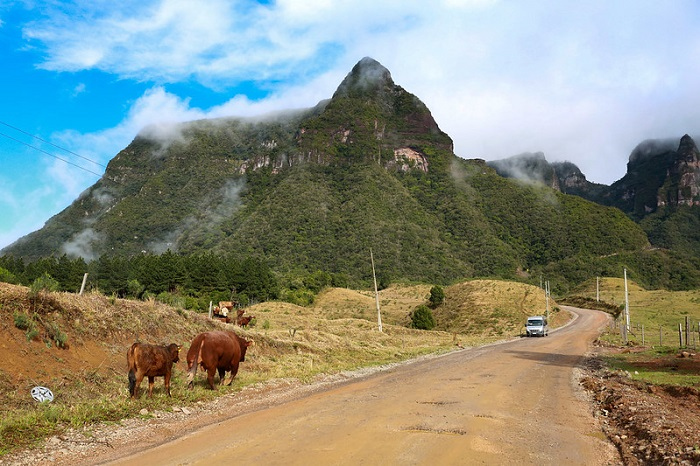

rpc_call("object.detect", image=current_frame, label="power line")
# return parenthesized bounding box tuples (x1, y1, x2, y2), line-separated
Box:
(0, 120, 107, 169)
(0, 130, 105, 178)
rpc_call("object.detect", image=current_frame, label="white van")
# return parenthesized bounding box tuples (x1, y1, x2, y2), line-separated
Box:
(525, 315, 548, 337)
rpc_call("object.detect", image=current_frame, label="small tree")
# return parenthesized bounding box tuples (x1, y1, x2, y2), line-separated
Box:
(410, 305, 436, 330)
(428, 285, 445, 308)
(29, 273, 59, 300)
(126, 279, 145, 299)
(0, 266, 18, 284)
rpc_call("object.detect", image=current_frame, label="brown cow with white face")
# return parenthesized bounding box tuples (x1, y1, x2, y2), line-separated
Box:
(127, 342, 180, 398)
(186, 331, 253, 390)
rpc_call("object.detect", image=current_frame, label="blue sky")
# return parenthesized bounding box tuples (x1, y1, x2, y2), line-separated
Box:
(2, 0, 700, 251)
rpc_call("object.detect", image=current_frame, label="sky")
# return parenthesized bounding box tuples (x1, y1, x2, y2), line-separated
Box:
(2, 0, 700, 250)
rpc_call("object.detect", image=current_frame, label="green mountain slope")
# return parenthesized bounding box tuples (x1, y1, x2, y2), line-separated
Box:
(3, 58, 653, 289)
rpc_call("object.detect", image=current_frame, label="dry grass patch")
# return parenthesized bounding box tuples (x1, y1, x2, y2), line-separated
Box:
(434, 279, 567, 337)
(0, 279, 572, 456)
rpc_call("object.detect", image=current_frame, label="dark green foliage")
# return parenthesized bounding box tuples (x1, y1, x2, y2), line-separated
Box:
(0, 266, 17, 284)
(29, 273, 59, 299)
(1, 57, 680, 293)
(410, 305, 436, 330)
(428, 285, 445, 308)
(13, 312, 33, 330)
(534, 248, 700, 295)
(44, 321, 68, 349)
(0, 252, 278, 310)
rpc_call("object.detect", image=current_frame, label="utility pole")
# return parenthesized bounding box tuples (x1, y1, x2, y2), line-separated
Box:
(370, 249, 383, 333)
(624, 268, 630, 331)
(79, 273, 88, 295)
(545, 280, 550, 321)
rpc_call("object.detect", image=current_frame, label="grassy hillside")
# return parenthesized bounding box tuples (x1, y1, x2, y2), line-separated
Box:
(569, 277, 700, 334)
(434, 280, 570, 337)
(568, 278, 700, 389)
(0, 279, 556, 455)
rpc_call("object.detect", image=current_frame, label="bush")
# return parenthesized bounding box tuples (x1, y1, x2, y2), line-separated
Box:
(45, 321, 68, 349)
(13, 312, 33, 330)
(0, 267, 18, 284)
(428, 285, 445, 308)
(410, 305, 436, 330)
(126, 279, 145, 299)
(281, 288, 315, 306)
(29, 273, 59, 299)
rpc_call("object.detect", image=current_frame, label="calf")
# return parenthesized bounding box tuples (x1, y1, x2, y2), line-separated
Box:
(236, 315, 254, 327)
(127, 342, 180, 398)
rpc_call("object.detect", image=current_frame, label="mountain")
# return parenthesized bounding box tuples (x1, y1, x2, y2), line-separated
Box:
(487, 152, 561, 190)
(601, 135, 700, 219)
(489, 135, 700, 218)
(2, 58, 660, 289)
(488, 136, 700, 281)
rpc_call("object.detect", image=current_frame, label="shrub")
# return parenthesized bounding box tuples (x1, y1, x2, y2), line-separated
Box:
(29, 273, 59, 299)
(0, 266, 17, 284)
(282, 288, 315, 306)
(44, 321, 68, 349)
(25, 327, 39, 342)
(410, 305, 436, 330)
(428, 285, 445, 308)
(126, 279, 145, 299)
(13, 312, 33, 330)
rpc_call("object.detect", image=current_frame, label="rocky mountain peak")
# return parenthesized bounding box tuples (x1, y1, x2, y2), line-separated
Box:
(332, 57, 394, 99)
(676, 134, 700, 162)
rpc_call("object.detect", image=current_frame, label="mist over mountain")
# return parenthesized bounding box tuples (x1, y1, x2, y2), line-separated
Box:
(3, 57, 697, 290)
(488, 135, 700, 276)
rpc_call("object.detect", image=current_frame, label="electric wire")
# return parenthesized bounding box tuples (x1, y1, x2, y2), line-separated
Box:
(0, 120, 107, 169)
(0, 130, 105, 178)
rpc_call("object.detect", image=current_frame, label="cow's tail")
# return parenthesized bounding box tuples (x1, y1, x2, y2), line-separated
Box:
(126, 344, 137, 396)
(187, 337, 204, 389)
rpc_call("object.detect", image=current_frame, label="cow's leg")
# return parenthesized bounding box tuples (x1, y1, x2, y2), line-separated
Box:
(206, 367, 217, 390)
(164, 371, 172, 397)
(224, 362, 240, 386)
(133, 371, 145, 399)
(218, 367, 226, 385)
(148, 376, 155, 397)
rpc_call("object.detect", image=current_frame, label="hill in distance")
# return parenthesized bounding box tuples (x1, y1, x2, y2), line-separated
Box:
(488, 136, 700, 274)
(2, 57, 671, 289)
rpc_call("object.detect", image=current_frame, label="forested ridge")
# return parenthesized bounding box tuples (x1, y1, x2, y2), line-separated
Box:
(3, 57, 698, 299)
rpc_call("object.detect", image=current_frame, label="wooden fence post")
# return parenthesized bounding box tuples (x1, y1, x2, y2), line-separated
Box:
(679, 323, 684, 349)
(686, 316, 690, 351)
(641, 325, 645, 346)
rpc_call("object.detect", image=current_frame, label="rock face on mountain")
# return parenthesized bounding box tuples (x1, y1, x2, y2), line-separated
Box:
(296, 57, 453, 171)
(489, 135, 700, 220)
(600, 135, 700, 219)
(658, 135, 700, 208)
(1, 57, 651, 286)
(487, 154, 608, 198)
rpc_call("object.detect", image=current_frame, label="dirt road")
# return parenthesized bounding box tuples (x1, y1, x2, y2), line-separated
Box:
(103, 306, 618, 465)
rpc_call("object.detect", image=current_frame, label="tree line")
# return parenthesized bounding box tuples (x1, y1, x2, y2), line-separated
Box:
(0, 251, 281, 311)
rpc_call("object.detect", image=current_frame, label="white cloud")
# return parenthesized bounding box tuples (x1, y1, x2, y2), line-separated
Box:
(72, 82, 86, 97)
(18, 0, 700, 189)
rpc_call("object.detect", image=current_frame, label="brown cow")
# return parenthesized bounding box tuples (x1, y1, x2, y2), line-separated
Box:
(236, 315, 255, 327)
(127, 342, 180, 398)
(186, 331, 253, 390)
